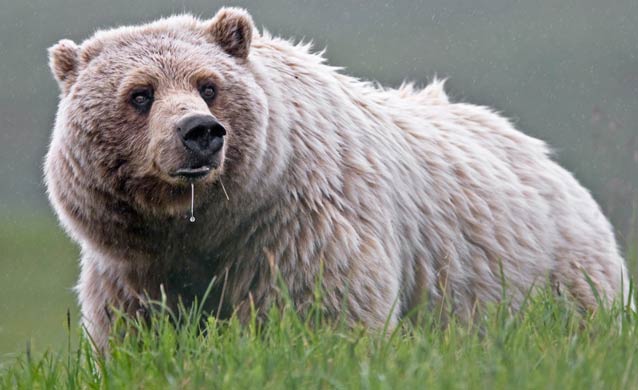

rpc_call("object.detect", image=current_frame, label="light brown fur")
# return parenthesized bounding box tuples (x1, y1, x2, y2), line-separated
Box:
(46, 8, 630, 351)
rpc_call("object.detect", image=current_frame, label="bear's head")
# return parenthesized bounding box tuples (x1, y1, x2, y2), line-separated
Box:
(46, 8, 268, 217)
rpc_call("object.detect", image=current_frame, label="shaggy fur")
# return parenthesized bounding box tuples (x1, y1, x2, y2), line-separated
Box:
(46, 7, 629, 351)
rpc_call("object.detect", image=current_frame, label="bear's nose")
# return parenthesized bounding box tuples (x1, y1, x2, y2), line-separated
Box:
(176, 114, 227, 158)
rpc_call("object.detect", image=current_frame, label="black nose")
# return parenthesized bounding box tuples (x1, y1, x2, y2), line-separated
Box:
(176, 114, 226, 157)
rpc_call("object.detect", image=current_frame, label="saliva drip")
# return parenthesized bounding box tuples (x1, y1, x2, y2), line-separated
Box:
(189, 182, 196, 222)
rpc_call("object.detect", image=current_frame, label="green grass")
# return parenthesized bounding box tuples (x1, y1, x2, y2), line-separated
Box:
(1, 216, 637, 388)
(1, 281, 638, 389)
(0, 216, 78, 355)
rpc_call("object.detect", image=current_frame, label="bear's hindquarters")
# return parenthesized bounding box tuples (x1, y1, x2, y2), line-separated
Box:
(547, 166, 632, 310)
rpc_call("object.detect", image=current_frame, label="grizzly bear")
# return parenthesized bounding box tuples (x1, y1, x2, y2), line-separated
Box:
(46, 7, 630, 350)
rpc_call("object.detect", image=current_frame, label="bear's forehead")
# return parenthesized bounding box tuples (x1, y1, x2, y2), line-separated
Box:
(80, 35, 230, 86)
(107, 35, 209, 61)
(78, 15, 225, 70)
(87, 32, 210, 61)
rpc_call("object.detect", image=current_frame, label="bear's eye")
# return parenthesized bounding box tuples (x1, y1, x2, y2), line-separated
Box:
(129, 87, 154, 113)
(198, 82, 216, 103)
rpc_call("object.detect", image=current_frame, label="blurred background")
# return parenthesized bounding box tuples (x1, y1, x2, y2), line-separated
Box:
(0, 0, 636, 357)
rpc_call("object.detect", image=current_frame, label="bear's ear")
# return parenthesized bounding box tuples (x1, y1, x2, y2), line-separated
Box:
(206, 7, 254, 59)
(48, 39, 79, 94)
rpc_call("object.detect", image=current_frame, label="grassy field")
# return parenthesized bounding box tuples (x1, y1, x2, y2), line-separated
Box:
(1, 287, 638, 389)
(0, 216, 78, 355)
(1, 218, 637, 388)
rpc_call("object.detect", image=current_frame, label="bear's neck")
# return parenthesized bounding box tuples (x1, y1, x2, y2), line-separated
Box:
(249, 37, 387, 217)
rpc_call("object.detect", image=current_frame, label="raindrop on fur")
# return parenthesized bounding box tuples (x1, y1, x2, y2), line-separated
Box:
(189, 182, 196, 223)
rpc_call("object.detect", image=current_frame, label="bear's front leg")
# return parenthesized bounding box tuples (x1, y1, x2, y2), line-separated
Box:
(76, 251, 147, 352)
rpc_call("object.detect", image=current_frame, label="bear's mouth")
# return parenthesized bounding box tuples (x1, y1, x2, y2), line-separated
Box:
(172, 165, 211, 180)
